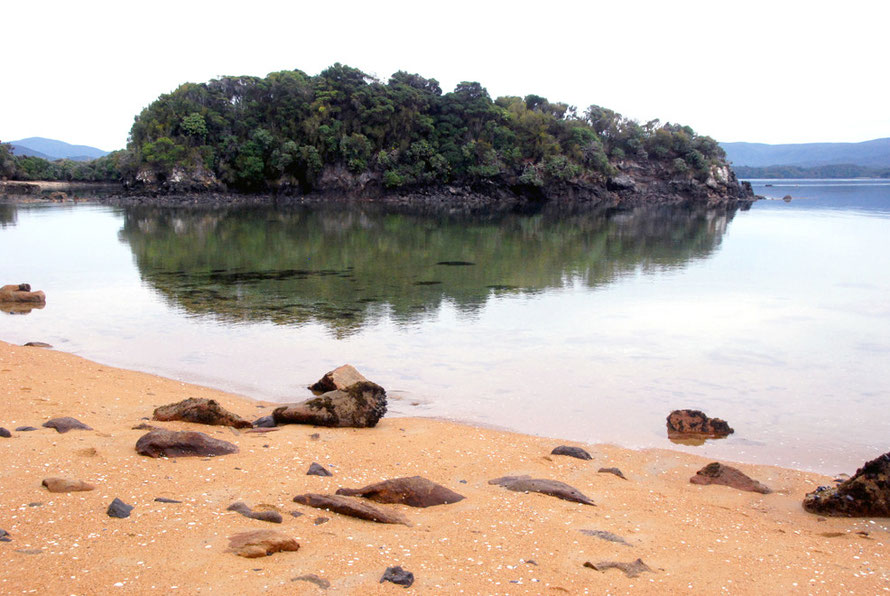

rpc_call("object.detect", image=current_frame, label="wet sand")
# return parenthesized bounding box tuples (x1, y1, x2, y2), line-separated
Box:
(0, 340, 886, 594)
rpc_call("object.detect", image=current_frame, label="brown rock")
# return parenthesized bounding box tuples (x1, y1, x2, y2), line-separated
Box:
(309, 364, 371, 392)
(488, 475, 595, 505)
(273, 381, 387, 428)
(153, 397, 252, 428)
(0, 284, 46, 304)
(336, 476, 465, 507)
(227, 501, 283, 523)
(584, 558, 653, 578)
(42, 477, 95, 493)
(690, 462, 771, 494)
(135, 429, 239, 458)
(227, 529, 299, 558)
(42, 417, 93, 433)
(666, 409, 734, 439)
(292, 493, 409, 525)
(23, 342, 52, 348)
(803, 451, 890, 517)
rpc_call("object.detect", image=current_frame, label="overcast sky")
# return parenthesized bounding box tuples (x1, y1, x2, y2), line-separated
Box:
(3, 0, 887, 151)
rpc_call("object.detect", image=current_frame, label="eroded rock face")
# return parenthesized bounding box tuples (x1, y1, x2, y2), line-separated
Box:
(803, 452, 890, 517)
(273, 381, 387, 428)
(309, 364, 370, 392)
(153, 398, 252, 428)
(42, 477, 95, 493)
(135, 429, 239, 458)
(227, 529, 299, 558)
(690, 462, 771, 494)
(488, 475, 595, 506)
(43, 417, 93, 433)
(336, 476, 465, 508)
(0, 284, 46, 304)
(666, 409, 734, 439)
(292, 493, 409, 525)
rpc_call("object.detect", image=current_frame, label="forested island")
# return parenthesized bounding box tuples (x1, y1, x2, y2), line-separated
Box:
(2, 64, 754, 207)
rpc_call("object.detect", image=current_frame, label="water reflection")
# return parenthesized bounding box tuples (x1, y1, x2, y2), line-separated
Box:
(119, 204, 738, 336)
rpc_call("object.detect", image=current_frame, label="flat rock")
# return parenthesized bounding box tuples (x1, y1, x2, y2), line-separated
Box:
(153, 397, 252, 428)
(132, 422, 158, 431)
(666, 409, 733, 439)
(107, 497, 134, 518)
(336, 476, 465, 508)
(15, 426, 37, 432)
(309, 364, 371, 392)
(307, 462, 333, 477)
(154, 497, 182, 504)
(135, 429, 239, 458)
(227, 529, 299, 558)
(598, 467, 627, 479)
(380, 565, 414, 587)
(293, 574, 330, 589)
(580, 529, 632, 546)
(273, 381, 387, 428)
(23, 342, 52, 348)
(43, 417, 93, 433)
(690, 462, 771, 494)
(551, 446, 592, 460)
(292, 493, 409, 525)
(42, 477, 95, 493)
(0, 427, 10, 438)
(803, 451, 890, 517)
(488, 475, 595, 506)
(227, 501, 283, 523)
(584, 558, 653, 578)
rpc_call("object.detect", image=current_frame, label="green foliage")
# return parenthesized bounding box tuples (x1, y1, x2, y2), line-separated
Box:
(126, 64, 732, 193)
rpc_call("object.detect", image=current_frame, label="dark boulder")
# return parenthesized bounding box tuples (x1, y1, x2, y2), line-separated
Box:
(273, 381, 387, 428)
(488, 475, 595, 505)
(0, 428, 10, 438)
(380, 566, 414, 587)
(336, 476, 465, 507)
(227, 529, 299, 558)
(690, 462, 771, 494)
(135, 429, 238, 458)
(666, 409, 734, 439)
(309, 364, 371, 392)
(253, 415, 276, 428)
(307, 462, 333, 477)
(292, 493, 409, 525)
(227, 501, 283, 523)
(153, 397, 252, 428)
(43, 417, 93, 433)
(803, 452, 890, 517)
(107, 498, 134, 518)
(551, 446, 592, 460)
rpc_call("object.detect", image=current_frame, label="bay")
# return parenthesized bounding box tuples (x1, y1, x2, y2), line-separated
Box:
(2, 181, 888, 474)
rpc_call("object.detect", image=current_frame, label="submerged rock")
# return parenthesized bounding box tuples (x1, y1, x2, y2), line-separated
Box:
(336, 476, 465, 507)
(273, 381, 387, 428)
(42, 477, 95, 493)
(666, 409, 734, 439)
(309, 364, 371, 392)
(551, 446, 592, 460)
(803, 451, 890, 517)
(227, 529, 299, 558)
(153, 397, 252, 428)
(380, 565, 415, 587)
(690, 462, 771, 494)
(488, 475, 595, 506)
(292, 493, 409, 525)
(135, 429, 239, 458)
(43, 417, 93, 433)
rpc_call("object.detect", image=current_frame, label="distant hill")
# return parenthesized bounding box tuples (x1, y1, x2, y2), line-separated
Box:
(9, 137, 109, 162)
(720, 138, 890, 168)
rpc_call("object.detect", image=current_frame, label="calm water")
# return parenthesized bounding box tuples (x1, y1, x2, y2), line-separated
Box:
(2, 181, 889, 474)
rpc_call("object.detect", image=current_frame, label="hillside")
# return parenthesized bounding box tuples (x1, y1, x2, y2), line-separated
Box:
(721, 138, 890, 168)
(9, 137, 109, 161)
(121, 63, 753, 207)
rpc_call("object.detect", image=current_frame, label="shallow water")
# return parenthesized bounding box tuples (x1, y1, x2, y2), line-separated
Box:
(2, 182, 888, 474)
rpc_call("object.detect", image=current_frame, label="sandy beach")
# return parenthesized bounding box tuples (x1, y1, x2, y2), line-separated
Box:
(0, 339, 886, 594)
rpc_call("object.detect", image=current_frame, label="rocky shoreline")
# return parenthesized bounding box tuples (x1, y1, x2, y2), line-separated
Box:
(0, 340, 885, 593)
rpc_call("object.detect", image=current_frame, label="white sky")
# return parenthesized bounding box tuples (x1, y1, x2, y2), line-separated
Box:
(2, 0, 888, 151)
